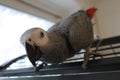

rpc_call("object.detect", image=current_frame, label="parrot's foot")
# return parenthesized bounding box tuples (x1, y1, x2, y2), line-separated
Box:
(92, 53, 103, 60)
(82, 63, 88, 70)
(35, 63, 47, 72)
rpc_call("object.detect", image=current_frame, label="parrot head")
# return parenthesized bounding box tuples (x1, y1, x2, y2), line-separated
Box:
(20, 28, 49, 67)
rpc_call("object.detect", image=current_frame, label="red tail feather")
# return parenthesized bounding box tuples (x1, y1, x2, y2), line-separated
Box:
(86, 7, 97, 19)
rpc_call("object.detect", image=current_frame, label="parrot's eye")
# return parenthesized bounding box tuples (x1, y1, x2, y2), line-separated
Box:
(40, 32, 44, 38)
(28, 38, 32, 41)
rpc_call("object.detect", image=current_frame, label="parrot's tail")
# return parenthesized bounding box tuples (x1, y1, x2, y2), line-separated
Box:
(86, 7, 97, 19)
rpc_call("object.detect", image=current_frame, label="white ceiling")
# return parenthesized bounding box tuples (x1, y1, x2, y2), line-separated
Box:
(47, 0, 82, 13)
(21, 0, 82, 18)
(0, 0, 95, 22)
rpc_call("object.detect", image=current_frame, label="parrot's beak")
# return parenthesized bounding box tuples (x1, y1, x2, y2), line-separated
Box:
(25, 42, 43, 67)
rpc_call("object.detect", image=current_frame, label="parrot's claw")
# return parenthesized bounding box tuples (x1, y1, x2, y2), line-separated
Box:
(35, 64, 43, 72)
(92, 53, 103, 60)
(82, 63, 88, 70)
(35, 63, 47, 72)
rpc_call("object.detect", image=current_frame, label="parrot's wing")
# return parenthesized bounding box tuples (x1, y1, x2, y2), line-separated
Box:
(68, 11, 93, 51)
(47, 10, 93, 51)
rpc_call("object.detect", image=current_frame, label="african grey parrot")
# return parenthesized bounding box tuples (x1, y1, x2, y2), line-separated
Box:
(20, 10, 93, 70)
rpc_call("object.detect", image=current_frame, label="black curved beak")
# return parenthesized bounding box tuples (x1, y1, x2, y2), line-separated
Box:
(25, 42, 43, 67)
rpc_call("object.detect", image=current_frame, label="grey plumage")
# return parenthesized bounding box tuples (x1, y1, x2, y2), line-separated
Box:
(20, 10, 93, 69)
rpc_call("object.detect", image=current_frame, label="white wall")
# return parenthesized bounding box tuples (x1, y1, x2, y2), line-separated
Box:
(76, 0, 94, 10)
(94, 0, 120, 38)
(77, 0, 120, 38)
